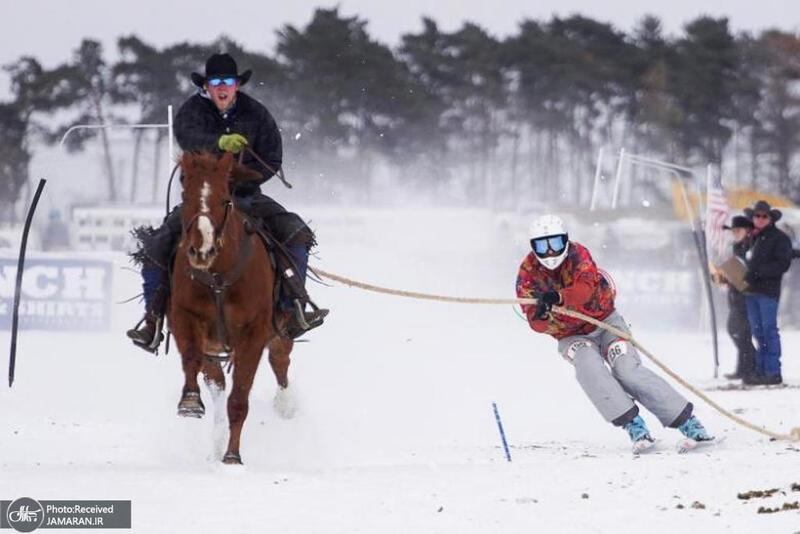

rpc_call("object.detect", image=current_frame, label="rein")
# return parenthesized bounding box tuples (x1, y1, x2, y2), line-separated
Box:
(165, 162, 181, 217)
(242, 146, 293, 189)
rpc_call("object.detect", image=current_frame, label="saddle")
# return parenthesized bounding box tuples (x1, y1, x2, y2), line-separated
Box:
(242, 213, 328, 338)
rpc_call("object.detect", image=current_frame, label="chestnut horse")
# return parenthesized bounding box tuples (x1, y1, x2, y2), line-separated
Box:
(169, 151, 295, 465)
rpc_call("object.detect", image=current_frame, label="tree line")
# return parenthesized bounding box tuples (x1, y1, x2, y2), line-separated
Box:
(1, 8, 799, 212)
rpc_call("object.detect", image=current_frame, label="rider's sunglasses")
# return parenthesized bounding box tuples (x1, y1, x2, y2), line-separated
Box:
(208, 77, 237, 88)
(531, 234, 567, 257)
(753, 212, 770, 219)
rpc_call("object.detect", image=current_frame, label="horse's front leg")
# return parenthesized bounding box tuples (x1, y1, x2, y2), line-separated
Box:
(177, 344, 206, 418)
(269, 336, 296, 419)
(170, 310, 207, 418)
(202, 361, 227, 460)
(223, 344, 264, 465)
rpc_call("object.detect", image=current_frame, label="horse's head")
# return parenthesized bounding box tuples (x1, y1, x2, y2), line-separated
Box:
(179, 152, 262, 270)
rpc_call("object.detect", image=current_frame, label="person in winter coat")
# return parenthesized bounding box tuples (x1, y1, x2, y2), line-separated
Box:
(742, 200, 793, 385)
(720, 215, 757, 381)
(127, 53, 327, 352)
(516, 214, 713, 453)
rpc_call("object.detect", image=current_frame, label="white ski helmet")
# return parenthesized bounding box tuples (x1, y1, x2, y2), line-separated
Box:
(529, 214, 569, 270)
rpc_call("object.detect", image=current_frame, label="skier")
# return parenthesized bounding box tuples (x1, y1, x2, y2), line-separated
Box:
(516, 214, 713, 453)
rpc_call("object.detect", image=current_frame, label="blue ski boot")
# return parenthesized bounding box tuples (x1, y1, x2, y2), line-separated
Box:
(623, 415, 655, 454)
(676, 415, 714, 453)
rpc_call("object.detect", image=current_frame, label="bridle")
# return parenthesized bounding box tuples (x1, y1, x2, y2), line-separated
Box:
(181, 198, 234, 251)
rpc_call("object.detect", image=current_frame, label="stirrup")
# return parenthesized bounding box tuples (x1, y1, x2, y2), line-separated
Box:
(127, 314, 165, 354)
(287, 299, 328, 338)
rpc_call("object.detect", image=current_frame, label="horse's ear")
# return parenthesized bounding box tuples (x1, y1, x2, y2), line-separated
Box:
(220, 152, 235, 174)
(179, 153, 190, 173)
(230, 162, 263, 187)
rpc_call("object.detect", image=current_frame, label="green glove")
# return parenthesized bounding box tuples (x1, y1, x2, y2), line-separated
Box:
(218, 133, 248, 153)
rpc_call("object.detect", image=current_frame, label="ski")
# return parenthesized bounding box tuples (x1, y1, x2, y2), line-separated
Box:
(632, 438, 658, 456)
(676, 436, 725, 454)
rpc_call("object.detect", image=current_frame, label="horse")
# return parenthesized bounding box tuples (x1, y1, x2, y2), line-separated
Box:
(168, 151, 296, 465)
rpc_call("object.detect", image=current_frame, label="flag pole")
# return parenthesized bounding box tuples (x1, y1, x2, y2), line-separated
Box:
(703, 165, 720, 378)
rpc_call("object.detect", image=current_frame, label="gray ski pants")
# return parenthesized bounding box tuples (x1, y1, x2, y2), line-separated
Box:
(557, 312, 691, 427)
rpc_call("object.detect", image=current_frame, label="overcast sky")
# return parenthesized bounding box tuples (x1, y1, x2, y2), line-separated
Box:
(3, 0, 798, 92)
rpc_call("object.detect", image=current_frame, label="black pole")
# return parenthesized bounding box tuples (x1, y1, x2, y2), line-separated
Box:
(8, 178, 47, 388)
(676, 172, 720, 379)
(695, 228, 720, 378)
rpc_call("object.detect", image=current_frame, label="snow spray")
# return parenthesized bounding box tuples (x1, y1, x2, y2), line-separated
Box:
(492, 402, 512, 462)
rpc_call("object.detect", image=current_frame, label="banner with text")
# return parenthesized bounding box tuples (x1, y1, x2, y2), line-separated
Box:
(610, 267, 704, 329)
(0, 257, 112, 331)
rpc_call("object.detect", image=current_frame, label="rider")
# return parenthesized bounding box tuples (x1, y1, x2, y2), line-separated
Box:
(127, 52, 327, 352)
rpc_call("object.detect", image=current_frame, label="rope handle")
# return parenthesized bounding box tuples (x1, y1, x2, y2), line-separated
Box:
(312, 267, 800, 442)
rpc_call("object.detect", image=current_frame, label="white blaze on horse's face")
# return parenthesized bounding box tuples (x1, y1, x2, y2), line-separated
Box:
(200, 181, 210, 214)
(189, 181, 218, 269)
(197, 216, 215, 255)
(198, 182, 216, 255)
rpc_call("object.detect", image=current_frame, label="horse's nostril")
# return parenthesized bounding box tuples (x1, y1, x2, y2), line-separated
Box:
(188, 246, 197, 257)
(209, 246, 217, 256)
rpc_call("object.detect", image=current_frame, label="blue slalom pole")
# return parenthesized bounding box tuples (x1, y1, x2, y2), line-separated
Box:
(492, 402, 512, 462)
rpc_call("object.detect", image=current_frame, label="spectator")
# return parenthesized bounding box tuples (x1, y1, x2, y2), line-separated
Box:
(720, 215, 756, 380)
(41, 209, 70, 251)
(742, 201, 793, 385)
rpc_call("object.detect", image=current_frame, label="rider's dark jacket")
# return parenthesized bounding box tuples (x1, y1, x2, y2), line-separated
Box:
(174, 91, 282, 197)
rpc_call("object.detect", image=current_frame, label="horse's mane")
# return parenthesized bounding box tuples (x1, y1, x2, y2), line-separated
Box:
(180, 151, 229, 182)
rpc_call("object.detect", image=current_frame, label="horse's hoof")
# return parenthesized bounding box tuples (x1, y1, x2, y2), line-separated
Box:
(177, 391, 205, 418)
(222, 452, 242, 465)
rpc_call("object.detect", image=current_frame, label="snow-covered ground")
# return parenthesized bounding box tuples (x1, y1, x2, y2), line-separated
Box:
(2, 207, 799, 533)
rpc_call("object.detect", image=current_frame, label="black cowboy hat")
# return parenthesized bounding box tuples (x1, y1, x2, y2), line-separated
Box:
(723, 215, 754, 230)
(743, 200, 782, 223)
(191, 53, 252, 88)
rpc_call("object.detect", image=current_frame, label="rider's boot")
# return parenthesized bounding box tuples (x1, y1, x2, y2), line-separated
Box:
(127, 265, 168, 353)
(281, 244, 328, 339)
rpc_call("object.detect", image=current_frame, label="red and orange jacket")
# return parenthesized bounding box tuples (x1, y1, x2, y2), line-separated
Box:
(515, 241, 615, 339)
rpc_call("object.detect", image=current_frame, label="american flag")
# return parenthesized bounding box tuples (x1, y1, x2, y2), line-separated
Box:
(705, 171, 730, 262)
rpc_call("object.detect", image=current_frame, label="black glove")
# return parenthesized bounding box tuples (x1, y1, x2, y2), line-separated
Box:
(534, 290, 561, 320)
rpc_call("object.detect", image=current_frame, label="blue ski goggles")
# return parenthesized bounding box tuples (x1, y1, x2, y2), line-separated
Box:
(208, 77, 237, 87)
(531, 234, 568, 257)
